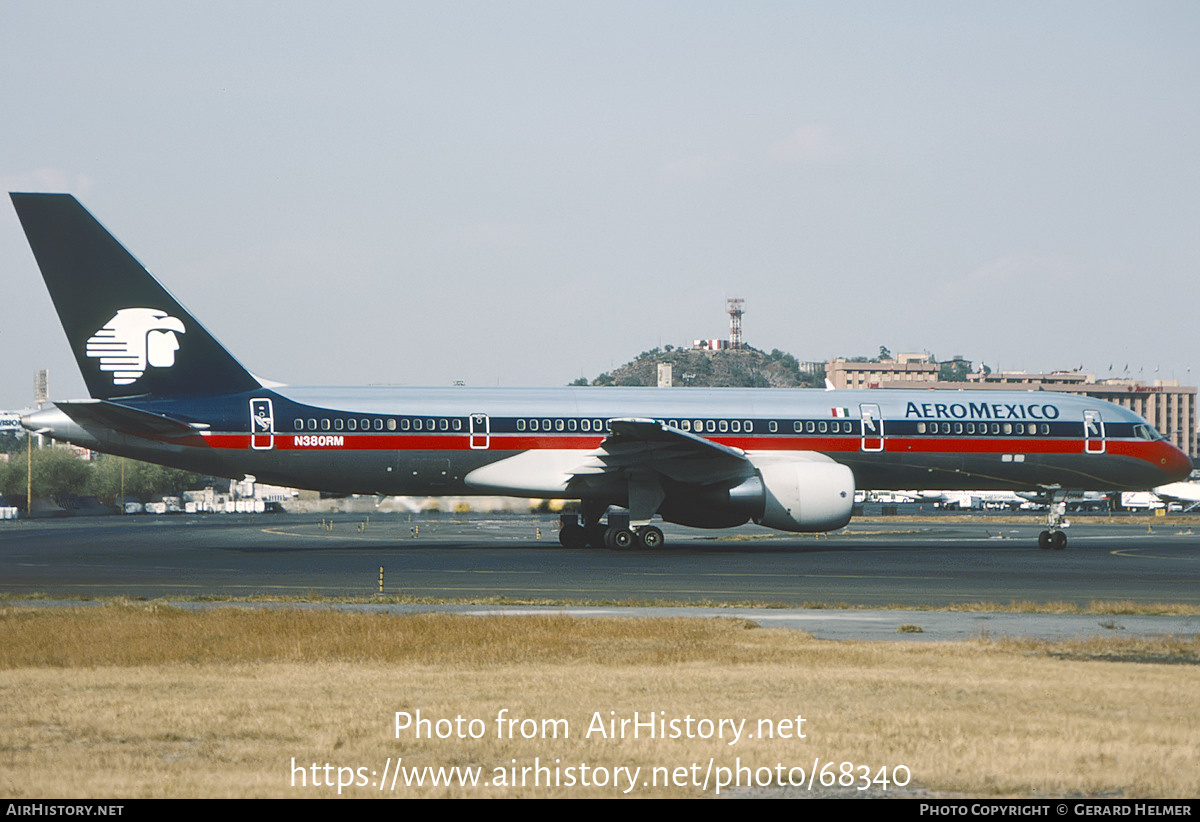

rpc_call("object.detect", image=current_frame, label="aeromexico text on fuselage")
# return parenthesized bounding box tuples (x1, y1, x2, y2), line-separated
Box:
(904, 400, 1062, 421)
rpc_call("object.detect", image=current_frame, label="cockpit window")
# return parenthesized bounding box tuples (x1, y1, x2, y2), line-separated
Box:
(1133, 423, 1164, 441)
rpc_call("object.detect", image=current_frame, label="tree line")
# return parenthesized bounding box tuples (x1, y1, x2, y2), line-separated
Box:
(0, 439, 205, 504)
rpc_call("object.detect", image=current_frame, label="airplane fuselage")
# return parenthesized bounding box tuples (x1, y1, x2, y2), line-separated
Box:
(29, 385, 1189, 504)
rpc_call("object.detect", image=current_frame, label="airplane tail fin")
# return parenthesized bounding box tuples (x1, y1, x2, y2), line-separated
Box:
(10, 193, 262, 400)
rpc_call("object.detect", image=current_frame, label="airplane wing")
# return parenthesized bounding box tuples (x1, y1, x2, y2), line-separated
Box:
(463, 417, 755, 496)
(590, 418, 753, 485)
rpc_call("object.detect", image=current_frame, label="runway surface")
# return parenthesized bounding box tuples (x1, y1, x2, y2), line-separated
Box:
(2, 512, 1198, 609)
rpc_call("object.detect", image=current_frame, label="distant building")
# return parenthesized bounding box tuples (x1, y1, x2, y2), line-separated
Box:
(965, 370, 1091, 387)
(825, 357, 939, 389)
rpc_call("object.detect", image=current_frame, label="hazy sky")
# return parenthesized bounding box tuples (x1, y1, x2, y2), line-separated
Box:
(2, 1, 1197, 409)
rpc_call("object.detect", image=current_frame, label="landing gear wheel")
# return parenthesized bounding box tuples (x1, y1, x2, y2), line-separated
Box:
(558, 523, 587, 549)
(636, 526, 664, 549)
(604, 527, 634, 550)
(1038, 530, 1068, 550)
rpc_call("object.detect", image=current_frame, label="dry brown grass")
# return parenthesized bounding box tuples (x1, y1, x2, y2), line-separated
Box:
(5, 592, 1198, 616)
(0, 603, 1196, 798)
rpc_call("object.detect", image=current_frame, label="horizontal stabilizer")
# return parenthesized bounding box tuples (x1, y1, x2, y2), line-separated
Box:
(55, 400, 200, 439)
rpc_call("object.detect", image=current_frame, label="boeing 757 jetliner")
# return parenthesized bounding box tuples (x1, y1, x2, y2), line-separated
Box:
(11, 194, 1192, 550)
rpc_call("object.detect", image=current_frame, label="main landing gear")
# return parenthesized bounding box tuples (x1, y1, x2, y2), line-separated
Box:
(558, 508, 665, 550)
(1037, 491, 1069, 550)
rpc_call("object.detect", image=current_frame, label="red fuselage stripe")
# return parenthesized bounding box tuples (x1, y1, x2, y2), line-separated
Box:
(196, 432, 1174, 467)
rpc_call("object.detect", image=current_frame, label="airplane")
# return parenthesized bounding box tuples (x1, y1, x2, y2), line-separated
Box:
(913, 490, 1033, 511)
(1152, 476, 1200, 513)
(11, 193, 1193, 551)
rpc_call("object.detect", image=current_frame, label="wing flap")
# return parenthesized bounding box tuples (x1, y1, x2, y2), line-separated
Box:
(596, 418, 753, 485)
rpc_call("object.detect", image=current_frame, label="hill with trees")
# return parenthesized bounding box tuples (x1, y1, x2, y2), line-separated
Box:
(573, 346, 824, 388)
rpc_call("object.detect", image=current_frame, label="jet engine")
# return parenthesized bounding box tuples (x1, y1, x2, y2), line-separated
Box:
(659, 454, 855, 532)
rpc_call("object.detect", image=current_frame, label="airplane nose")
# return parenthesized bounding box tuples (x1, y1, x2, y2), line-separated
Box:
(1161, 443, 1193, 483)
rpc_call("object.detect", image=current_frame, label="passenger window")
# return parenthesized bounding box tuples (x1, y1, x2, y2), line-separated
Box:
(387, 419, 397, 431)
(719, 420, 728, 433)
(400, 419, 409, 431)
(413, 419, 422, 431)
(793, 421, 802, 433)
(530, 419, 539, 431)
(818, 421, 828, 433)
(361, 419, 371, 431)
(440, 419, 448, 431)
(568, 419, 577, 431)
(321, 419, 330, 431)
(517, 419, 526, 431)
(334, 418, 344, 431)
(556, 419, 565, 432)
(706, 420, 716, 433)
(731, 420, 740, 433)
(744, 421, 753, 432)
(805, 421, 815, 433)
(349, 419, 358, 431)
(307, 419, 317, 430)
(294, 419, 303, 430)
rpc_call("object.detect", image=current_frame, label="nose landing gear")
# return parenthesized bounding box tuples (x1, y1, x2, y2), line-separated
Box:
(1037, 491, 1069, 550)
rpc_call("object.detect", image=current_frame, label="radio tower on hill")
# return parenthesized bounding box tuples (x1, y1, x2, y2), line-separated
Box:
(727, 298, 744, 350)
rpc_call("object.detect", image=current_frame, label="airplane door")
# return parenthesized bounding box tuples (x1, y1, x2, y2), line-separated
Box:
(1084, 409, 1105, 454)
(859, 403, 884, 452)
(469, 413, 490, 450)
(250, 398, 274, 450)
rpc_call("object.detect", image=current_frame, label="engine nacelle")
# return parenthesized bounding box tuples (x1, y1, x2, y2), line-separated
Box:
(736, 455, 856, 532)
(657, 455, 856, 532)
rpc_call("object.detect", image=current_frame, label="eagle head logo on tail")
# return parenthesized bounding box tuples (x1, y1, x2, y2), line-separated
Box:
(85, 308, 187, 385)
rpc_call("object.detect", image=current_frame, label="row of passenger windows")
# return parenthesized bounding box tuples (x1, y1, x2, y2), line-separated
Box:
(288, 417, 861, 435)
(294, 417, 463, 432)
(916, 421, 1051, 436)
(517, 419, 610, 432)
(288, 417, 869, 435)
(287, 416, 1102, 438)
